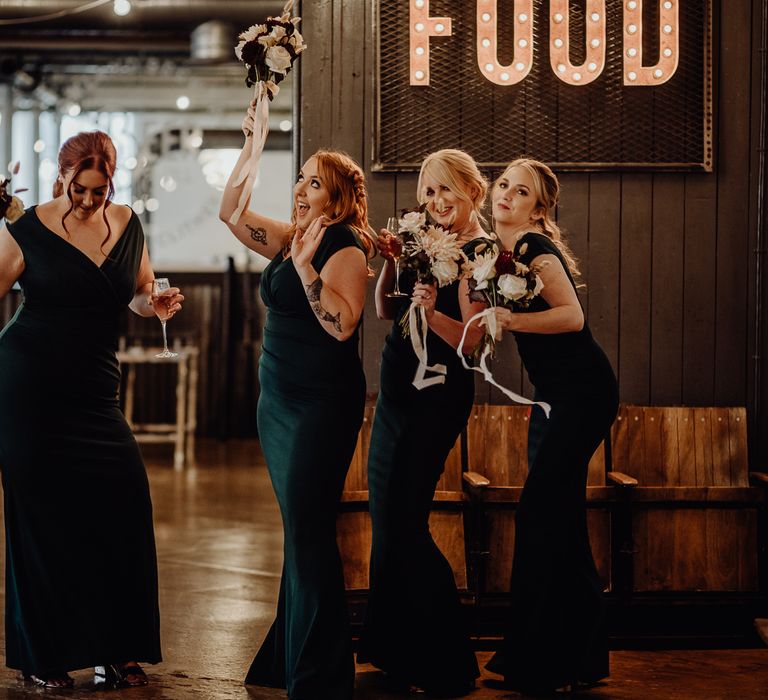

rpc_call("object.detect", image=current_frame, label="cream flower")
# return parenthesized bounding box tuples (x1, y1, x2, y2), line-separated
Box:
(431, 258, 460, 287)
(258, 25, 287, 47)
(289, 30, 307, 53)
(533, 274, 544, 296)
(467, 249, 498, 290)
(497, 273, 528, 301)
(4, 196, 24, 224)
(400, 210, 426, 234)
(265, 45, 292, 74)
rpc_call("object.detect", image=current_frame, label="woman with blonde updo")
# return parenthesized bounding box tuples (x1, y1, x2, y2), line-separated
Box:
(220, 104, 375, 699)
(0, 130, 180, 688)
(483, 158, 618, 693)
(357, 149, 488, 696)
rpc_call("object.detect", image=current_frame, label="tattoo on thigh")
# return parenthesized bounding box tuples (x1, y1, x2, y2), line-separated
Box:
(305, 278, 342, 333)
(246, 225, 268, 245)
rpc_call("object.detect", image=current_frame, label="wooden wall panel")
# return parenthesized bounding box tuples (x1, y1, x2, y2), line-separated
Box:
(619, 175, 653, 403)
(587, 175, 621, 372)
(714, 0, 752, 406)
(682, 175, 717, 404)
(650, 175, 685, 404)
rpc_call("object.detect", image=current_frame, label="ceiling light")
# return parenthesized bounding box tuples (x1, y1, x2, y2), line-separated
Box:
(176, 95, 190, 110)
(113, 0, 132, 16)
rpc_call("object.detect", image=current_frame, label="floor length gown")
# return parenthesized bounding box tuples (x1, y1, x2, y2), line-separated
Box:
(357, 257, 480, 693)
(244, 224, 366, 700)
(0, 207, 161, 676)
(486, 232, 618, 692)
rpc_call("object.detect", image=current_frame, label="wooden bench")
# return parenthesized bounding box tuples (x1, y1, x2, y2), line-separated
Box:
(458, 404, 633, 633)
(336, 402, 468, 595)
(605, 405, 768, 642)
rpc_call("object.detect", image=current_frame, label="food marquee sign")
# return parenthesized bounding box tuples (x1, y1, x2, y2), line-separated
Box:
(373, 0, 713, 171)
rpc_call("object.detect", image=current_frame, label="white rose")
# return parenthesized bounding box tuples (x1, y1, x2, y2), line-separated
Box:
(400, 210, 425, 234)
(497, 273, 528, 301)
(239, 24, 266, 42)
(432, 258, 459, 287)
(532, 274, 544, 296)
(4, 196, 24, 224)
(470, 250, 498, 290)
(265, 45, 293, 74)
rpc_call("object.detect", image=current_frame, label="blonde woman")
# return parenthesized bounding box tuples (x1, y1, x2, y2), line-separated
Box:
(484, 158, 618, 693)
(220, 105, 376, 699)
(357, 149, 487, 696)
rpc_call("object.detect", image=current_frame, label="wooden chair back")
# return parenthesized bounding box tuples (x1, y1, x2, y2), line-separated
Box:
(611, 405, 749, 487)
(465, 404, 606, 486)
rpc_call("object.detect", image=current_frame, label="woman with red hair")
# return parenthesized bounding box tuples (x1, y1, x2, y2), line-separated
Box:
(221, 105, 375, 699)
(0, 130, 182, 688)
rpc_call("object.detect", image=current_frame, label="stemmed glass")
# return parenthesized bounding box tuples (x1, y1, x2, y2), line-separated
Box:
(152, 278, 178, 359)
(385, 216, 408, 298)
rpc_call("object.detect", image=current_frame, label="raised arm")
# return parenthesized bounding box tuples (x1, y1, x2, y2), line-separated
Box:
(0, 225, 24, 299)
(414, 277, 486, 355)
(292, 217, 368, 341)
(494, 253, 584, 334)
(219, 105, 292, 260)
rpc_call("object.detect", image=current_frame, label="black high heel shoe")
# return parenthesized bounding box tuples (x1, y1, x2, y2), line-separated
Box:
(94, 662, 148, 688)
(21, 671, 74, 688)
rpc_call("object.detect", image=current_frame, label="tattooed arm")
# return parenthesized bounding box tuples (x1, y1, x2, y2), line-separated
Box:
(292, 217, 368, 341)
(219, 118, 292, 258)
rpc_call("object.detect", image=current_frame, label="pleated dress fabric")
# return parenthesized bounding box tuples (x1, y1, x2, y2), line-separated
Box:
(245, 224, 366, 700)
(0, 206, 161, 676)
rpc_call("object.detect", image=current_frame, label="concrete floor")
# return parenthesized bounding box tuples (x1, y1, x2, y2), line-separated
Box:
(0, 440, 766, 699)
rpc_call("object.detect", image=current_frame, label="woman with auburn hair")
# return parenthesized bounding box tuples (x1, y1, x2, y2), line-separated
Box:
(483, 157, 617, 693)
(220, 103, 374, 699)
(357, 148, 488, 696)
(0, 130, 181, 688)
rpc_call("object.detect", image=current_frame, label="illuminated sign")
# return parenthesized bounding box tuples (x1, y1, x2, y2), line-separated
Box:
(374, 0, 712, 171)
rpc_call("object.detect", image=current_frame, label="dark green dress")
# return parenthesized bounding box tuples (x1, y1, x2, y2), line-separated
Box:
(357, 249, 480, 694)
(245, 224, 366, 699)
(0, 207, 161, 676)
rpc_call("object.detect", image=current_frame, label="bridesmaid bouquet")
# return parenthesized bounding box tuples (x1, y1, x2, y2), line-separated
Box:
(0, 162, 26, 224)
(393, 206, 467, 390)
(396, 206, 466, 288)
(463, 237, 547, 335)
(458, 236, 552, 416)
(229, 0, 307, 224)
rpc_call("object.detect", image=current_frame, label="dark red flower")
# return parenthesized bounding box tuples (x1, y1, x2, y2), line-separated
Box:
(496, 250, 517, 275)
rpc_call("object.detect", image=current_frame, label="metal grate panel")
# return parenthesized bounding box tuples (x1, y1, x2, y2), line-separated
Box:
(374, 1, 713, 172)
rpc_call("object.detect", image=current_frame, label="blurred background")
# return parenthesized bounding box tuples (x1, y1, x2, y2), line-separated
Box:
(0, 0, 296, 440)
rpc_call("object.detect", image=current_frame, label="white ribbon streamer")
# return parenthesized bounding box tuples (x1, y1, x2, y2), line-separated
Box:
(408, 303, 448, 390)
(457, 308, 552, 418)
(229, 81, 276, 225)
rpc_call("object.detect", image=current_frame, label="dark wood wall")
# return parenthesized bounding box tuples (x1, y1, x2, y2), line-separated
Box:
(296, 1, 767, 464)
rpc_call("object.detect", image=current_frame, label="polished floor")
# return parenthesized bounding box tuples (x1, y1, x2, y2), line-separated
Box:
(0, 440, 766, 699)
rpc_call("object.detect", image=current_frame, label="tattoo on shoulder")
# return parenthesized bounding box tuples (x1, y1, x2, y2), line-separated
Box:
(246, 224, 268, 246)
(305, 278, 342, 333)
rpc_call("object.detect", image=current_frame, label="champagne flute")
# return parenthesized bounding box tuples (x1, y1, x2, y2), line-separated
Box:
(385, 216, 408, 298)
(152, 278, 178, 359)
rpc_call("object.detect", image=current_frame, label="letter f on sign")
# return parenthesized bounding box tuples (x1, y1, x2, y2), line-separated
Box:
(410, 0, 452, 86)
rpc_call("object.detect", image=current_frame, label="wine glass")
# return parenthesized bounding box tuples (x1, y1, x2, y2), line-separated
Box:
(384, 216, 408, 298)
(152, 278, 178, 359)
